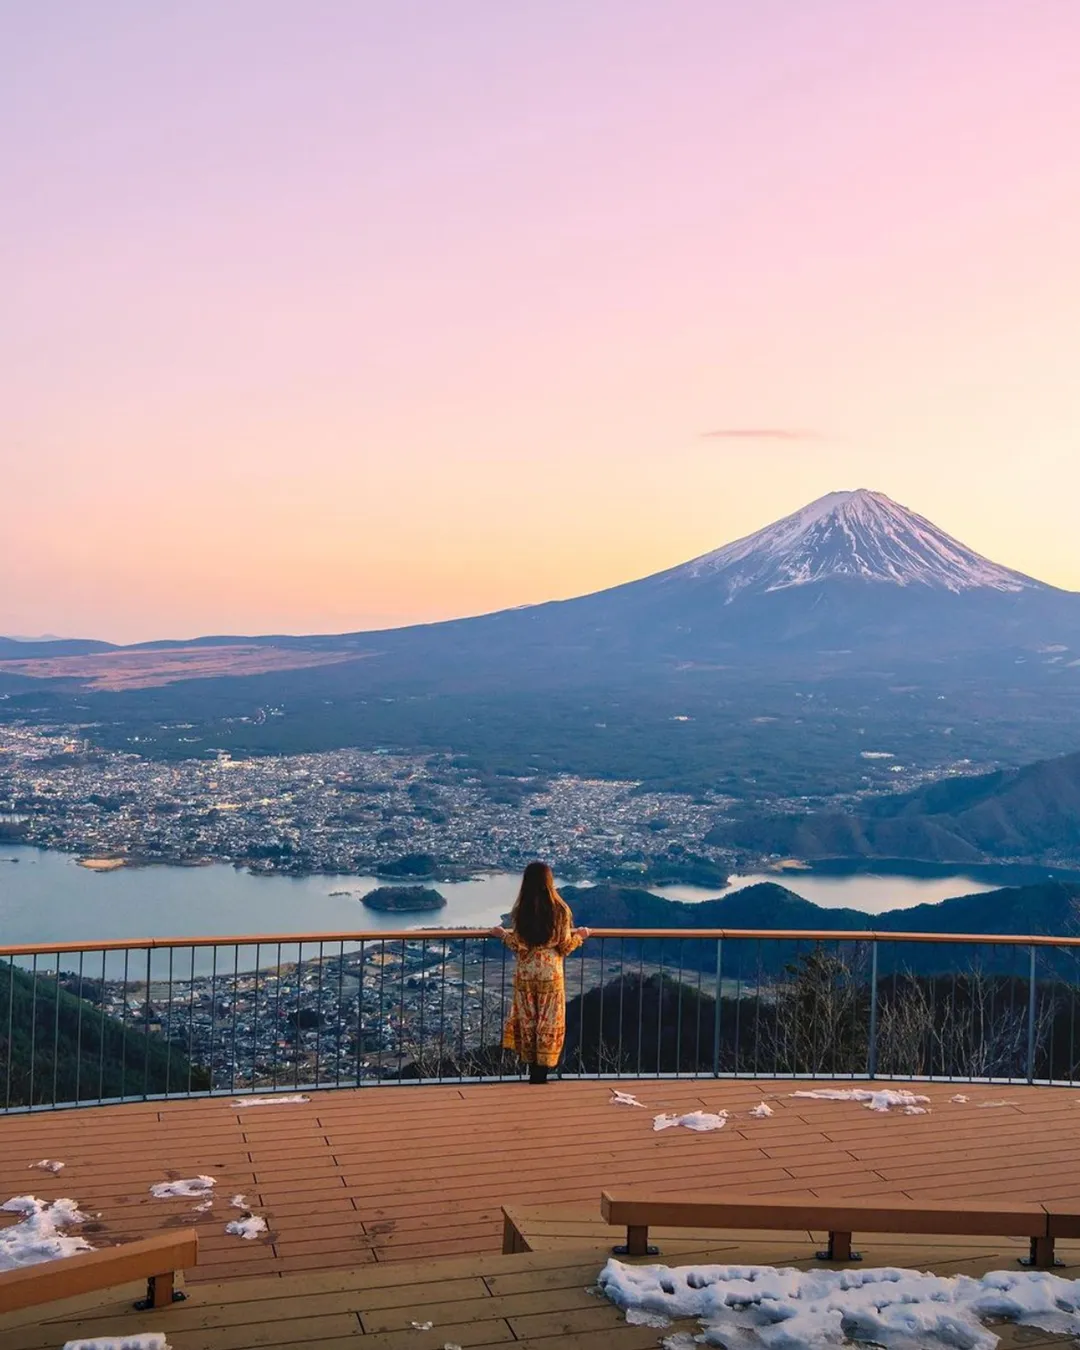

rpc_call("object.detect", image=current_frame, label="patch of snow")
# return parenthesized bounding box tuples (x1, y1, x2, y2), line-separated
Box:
(950, 1094, 969, 1103)
(678, 489, 1039, 597)
(977, 1100, 1017, 1108)
(654, 1110, 728, 1132)
(791, 1088, 930, 1113)
(30, 1159, 65, 1173)
(410, 1321, 434, 1330)
(661, 1334, 699, 1350)
(232, 1094, 310, 1106)
(193, 1198, 214, 1213)
(611, 1090, 645, 1108)
(149, 1176, 215, 1199)
(626, 1306, 672, 1327)
(225, 1214, 267, 1240)
(0, 1196, 93, 1272)
(230, 1194, 249, 1209)
(748, 1103, 773, 1119)
(63, 1339, 171, 1350)
(599, 1258, 1080, 1349)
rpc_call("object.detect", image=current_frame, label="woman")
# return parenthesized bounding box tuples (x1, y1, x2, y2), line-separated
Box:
(491, 861, 590, 1083)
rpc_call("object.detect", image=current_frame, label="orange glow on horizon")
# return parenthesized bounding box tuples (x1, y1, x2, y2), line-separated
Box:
(2, 3, 1078, 643)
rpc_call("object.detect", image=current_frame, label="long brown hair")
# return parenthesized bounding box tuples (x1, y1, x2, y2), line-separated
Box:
(509, 861, 573, 949)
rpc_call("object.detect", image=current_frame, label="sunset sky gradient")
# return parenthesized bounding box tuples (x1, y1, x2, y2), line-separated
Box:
(4, 1, 1079, 642)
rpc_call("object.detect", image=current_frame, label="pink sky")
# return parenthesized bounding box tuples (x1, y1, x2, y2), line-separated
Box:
(3, 1, 1079, 642)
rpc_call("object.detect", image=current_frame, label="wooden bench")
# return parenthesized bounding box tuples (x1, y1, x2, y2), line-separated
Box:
(500, 1203, 784, 1258)
(600, 1191, 1075, 1269)
(0, 1230, 198, 1315)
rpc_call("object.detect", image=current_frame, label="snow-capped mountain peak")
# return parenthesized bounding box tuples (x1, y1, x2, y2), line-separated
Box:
(680, 490, 1040, 598)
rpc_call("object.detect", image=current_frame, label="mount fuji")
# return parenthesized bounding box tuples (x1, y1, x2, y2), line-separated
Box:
(393, 487, 1078, 676)
(673, 488, 1039, 597)
(4, 489, 1076, 677)
(4, 488, 1079, 792)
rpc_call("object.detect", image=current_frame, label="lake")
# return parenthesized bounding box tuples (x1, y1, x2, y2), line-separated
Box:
(0, 843, 1041, 952)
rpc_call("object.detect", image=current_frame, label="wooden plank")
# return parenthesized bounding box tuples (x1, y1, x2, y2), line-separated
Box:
(600, 1191, 1049, 1238)
(269, 1250, 378, 1276)
(163, 1311, 363, 1348)
(345, 1320, 516, 1349)
(507, 1302, 638, 1340)
(513, 1332, 693, 1350)
(359, 1284, 601, 1334)
(0, 1230, 197, 1315)
(1047, 1209, 1080, 1239)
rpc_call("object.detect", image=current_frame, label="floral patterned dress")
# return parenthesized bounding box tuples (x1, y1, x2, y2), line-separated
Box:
(500, 919, 584, 1068)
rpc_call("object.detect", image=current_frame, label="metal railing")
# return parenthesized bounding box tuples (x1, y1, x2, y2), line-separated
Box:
(4, 927, 1080, 1112)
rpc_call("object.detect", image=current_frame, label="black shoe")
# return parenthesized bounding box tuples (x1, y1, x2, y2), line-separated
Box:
(528, 1064, 549, 1084)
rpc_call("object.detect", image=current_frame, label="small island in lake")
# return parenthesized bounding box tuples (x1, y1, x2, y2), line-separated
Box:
(361, 885, 447, 913)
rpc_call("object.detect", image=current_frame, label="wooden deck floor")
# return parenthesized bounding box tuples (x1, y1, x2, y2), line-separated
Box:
(4, 1234, 1080, 1348)
(2, 1078, 1079, 1287)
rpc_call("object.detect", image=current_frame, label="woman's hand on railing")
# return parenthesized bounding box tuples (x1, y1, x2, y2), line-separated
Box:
(575, 927, 591, 940)
(489, 925, 509, 939)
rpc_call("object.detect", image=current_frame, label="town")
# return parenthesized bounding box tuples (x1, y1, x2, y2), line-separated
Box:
(0, 724, 738, 880)
(75, 933, 653, 1091)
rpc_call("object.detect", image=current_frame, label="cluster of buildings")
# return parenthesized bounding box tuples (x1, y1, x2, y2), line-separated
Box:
(0, 725, 734, 878)
(91, 936, 629, 1090)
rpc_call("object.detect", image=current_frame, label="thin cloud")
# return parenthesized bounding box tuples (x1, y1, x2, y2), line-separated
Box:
(701, 428, 820, 441)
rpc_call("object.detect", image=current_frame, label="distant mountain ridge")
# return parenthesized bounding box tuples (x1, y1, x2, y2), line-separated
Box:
(562, 878, 1080, 937)
(711, 750, 1080, 865)
(559, 878, 1080, 975)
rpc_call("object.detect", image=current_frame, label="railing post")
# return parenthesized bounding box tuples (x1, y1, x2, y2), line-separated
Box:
(142, 946, 153, 1101)
(867, 940, 879, 1081)
(1027, 944, 1037, 1084)
(712, 939, 722, 1077)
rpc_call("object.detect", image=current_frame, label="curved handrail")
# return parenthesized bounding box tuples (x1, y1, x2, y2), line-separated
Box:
(4, 927, 1080, 957)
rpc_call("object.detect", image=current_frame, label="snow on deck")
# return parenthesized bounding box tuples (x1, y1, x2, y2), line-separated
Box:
(601, 1258, 1080, 1348)
(0, 1079, 1078, 1288)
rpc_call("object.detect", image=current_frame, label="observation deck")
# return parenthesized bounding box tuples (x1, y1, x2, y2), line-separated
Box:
(3, 927, 1080, 1347)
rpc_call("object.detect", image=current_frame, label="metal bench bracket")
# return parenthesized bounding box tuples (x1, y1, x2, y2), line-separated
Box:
(134, 1274, 188, 1311)
(816, 1231, 862, 1262)
(1019, 1236, 1062, 1269)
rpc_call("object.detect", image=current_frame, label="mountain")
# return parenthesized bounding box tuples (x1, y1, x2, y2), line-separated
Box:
(663, 489, 1041, 597)
(0, 962, 208, 1107)
(559, 878, 1080, 976)
(3, 490, 1078, 792)
(713, 749, 1080, 866)
(520, 488, 1079, 667)
(0, 636, 115, 659)
(6, 490, 1078, 675)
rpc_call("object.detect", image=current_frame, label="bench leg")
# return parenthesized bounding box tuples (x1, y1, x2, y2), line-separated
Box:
(1021, 1236, 1060, 1269)
(134, 1272, 187, 1311)
(816, 1231, 862, 1263)
(613, 1225, 659, 1258)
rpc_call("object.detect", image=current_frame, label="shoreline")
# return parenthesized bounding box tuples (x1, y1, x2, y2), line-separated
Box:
(5, 842, 1079, 956)
(14, 842, 1080, 892)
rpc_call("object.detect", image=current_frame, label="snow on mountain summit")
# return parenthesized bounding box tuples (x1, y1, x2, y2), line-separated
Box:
(680, 489, 1040, 598)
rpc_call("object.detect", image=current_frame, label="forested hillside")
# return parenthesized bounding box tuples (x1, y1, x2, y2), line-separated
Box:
(0, 961, 208, 1107)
